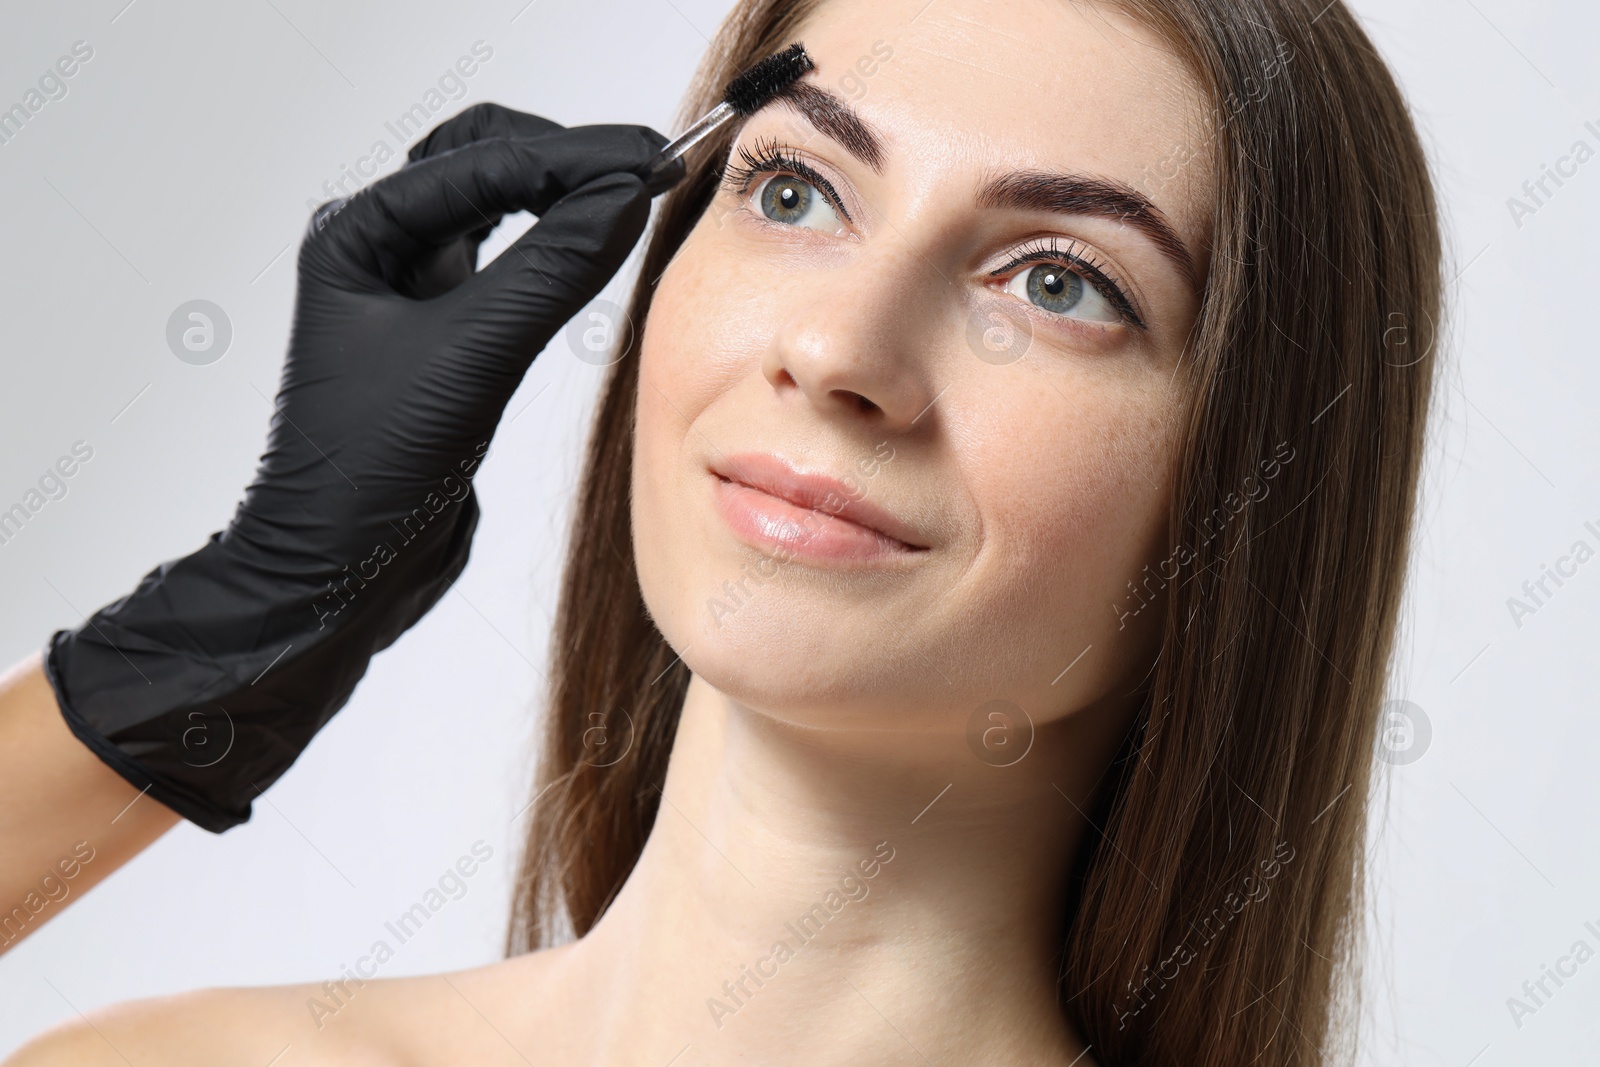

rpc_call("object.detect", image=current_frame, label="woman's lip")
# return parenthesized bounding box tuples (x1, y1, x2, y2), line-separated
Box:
(711, 474, 923, 562)
(707, 452, 930, 560)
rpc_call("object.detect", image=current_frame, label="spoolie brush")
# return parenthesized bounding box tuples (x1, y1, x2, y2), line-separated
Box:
(644, 42, 814, 192)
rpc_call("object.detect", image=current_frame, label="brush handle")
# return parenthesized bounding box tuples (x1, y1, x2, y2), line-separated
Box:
(645, 100, 735, 191)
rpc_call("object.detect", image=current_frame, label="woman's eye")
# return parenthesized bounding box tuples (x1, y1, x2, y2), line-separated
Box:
(1002, 263, 1120, 323)
(752, 174, 846, 234)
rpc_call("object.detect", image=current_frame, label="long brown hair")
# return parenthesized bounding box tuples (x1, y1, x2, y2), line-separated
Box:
(507, 2, 1443, 1064)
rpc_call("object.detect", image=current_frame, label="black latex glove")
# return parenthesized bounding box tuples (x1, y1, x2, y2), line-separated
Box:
(42, 103, 685, 832)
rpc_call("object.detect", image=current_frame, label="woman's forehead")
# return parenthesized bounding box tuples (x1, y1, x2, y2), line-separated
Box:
(786, 0, 1216, 254)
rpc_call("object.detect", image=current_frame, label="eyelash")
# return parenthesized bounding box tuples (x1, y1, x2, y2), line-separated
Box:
(988, 237, 1144, 330)
(723, 137, 855, 224)
(720, 138, 1145, 331)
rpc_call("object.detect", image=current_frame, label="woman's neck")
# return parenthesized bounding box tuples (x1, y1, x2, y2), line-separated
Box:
(549, 671, 1129, 1065)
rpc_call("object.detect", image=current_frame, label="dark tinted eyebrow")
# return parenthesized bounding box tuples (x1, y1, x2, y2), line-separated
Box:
(752, 85, 1197, 288)
(764, 80, 886, 172)
(977, 171, 1199, 288)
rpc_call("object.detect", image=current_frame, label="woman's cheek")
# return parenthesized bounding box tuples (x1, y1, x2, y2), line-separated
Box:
(630, 237, 763, 617)
(965, 382, 1175, 635)
(644, 237, 759, 406)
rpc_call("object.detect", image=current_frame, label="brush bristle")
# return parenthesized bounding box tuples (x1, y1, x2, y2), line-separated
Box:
(722, 42, 814, 116)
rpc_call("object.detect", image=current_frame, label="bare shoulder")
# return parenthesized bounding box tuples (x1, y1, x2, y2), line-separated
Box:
(5, 951, 569, 1067)
(4, 984, 345, 1067)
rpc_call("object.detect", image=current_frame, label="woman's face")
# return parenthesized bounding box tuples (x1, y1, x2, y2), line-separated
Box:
(631, 0, 1214, 735)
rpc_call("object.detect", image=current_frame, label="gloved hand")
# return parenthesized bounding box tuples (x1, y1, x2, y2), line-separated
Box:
(42, 103, 685, 832)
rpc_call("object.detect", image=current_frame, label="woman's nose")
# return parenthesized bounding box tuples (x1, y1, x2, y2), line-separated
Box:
(760, 243, 947, 431)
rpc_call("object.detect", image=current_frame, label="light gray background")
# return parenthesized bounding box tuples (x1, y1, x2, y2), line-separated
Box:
(0, 1, 1595, 1063)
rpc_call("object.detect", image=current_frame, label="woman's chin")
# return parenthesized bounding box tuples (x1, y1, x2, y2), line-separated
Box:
(670, 622, 943, 729)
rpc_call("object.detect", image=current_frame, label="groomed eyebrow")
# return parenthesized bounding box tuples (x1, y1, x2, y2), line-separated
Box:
(767, 80, 886, 172)
(977, 172, 1199, 288)
(757, 81, 1197, 288)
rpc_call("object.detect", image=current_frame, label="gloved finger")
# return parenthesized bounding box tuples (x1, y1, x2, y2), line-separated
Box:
(332, 125, 668, 288)
(405, 102, 565, 165)
(457, 170, 652, 358)
(403, 103, 569, 255)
